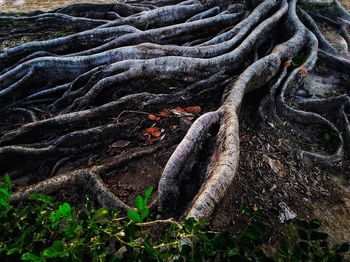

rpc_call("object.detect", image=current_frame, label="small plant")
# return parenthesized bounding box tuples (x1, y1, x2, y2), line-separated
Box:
(291, 52, 308, 68)
(0, 176, 349, 261)
(323, 129, 339, 141)
(278, 218, 350, 261)
(10, 38, 22, 46)
(51, 31, 66, 38)
(127, 186, 153, 223)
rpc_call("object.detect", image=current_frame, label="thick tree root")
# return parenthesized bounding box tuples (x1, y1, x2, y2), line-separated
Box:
(1, 0, 349, 220)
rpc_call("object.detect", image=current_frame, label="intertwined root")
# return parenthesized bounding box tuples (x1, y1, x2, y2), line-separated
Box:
(1, 0, 349, 220)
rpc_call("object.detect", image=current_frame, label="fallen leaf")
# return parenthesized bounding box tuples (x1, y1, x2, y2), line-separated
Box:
(284, 60, 292, 68)
(159, 108, 170, 116)
(300, 67, 308, 76)
(110, 140, 131, 148)
(252, 203, 258, 212)
(176, 106, 185, 112)
(143, 127, 161, 138)
(148, 114, 160, 121)
(264, 155, 286, 177)
(185, 106, 201, 114)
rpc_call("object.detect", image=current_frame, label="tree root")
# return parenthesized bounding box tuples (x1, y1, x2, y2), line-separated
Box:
(1, 0, 350, 220)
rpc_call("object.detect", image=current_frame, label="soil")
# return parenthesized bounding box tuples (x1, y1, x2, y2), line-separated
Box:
(0, 0, 114, 12)
(0, 0, 349, 247)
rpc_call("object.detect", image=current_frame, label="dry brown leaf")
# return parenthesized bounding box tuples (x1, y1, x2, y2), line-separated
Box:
(264, 155, 286, 177)
(148, 114, 160, 121)
(284, 60, 292, 68)
(159, 109, 170, 116)
(185, 106, 201, 114)
(176, 106, 185, 112)
(143, 127, 161, 138)
(300, 67, 308, 76)
(110, 140, 131, 148)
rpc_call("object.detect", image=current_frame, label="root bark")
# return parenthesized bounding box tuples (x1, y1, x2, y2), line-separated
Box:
(1, 0, 349, 220)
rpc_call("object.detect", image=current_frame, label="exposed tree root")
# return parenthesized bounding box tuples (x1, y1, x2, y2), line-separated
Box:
(1, 0, 350, 221)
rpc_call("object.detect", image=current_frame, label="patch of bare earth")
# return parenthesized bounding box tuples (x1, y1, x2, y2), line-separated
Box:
(212, 92, 350, 244)
(0, 0, 115, 12)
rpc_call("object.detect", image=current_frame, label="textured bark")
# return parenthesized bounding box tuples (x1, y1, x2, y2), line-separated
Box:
(1, 0, 349, 220)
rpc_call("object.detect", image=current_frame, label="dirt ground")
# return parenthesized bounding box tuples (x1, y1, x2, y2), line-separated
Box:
(0, 0, 115, 12)
(0, 0, 349, 247)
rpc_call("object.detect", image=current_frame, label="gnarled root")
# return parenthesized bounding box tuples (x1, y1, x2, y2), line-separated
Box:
(1, 0, 349, 220)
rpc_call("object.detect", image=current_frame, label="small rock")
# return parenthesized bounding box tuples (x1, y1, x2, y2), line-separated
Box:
(278, 201, 297, 223)
(110, 140, 131, 148)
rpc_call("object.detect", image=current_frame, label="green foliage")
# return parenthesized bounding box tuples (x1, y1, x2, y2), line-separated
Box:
(127, 186, 152, 223)
(323, 129, 339, 141)
(50, 31, 66, 38)
(277, 218, 350, 261)
(291, 52, 308, 68)
(0, 176, 349, 261)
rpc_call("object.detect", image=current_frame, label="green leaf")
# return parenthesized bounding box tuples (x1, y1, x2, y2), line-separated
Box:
(308, 219, 321, 229)
(0, 198, 9, 207)
(4, 174, 12, 188)
(21, 252, 41, 261)
(127, 210, 142, 223)
(140, 207, 149, 220)
(52, 240, 64, 251)
(135, 195, 145, 213)
(42, 247, 59, 258)
(184, 217, 197, 232)
(50, 213, 58, 224)
(144, 186, 153, 204)
(94, 208, 109, 218)
(143, 239, 157, 257)
(50, 202, 73, 228)
(126, 241, 137, 247)
(58, 202, 72, 216)
(159, 250, 172, 260)
(7, 247, 21, 255)
(226, 249, 239, 257)
(0, 188, 10, 199)
(28, 194, 53, 205)
(41, 241, 65, 258)
(240, 207, 252, 217)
